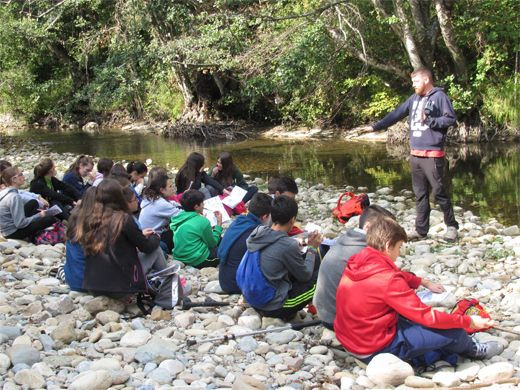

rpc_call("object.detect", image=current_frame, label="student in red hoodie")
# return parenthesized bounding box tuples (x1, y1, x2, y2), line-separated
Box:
(334, 216, 502, 367)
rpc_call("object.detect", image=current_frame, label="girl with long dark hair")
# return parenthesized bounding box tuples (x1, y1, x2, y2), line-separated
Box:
(175, 152, 225, 199)
(63, 155, 94, 197)
(77, 179, 160, 298)
(211, 151, 258, 203)
(30, 158, 79, 220)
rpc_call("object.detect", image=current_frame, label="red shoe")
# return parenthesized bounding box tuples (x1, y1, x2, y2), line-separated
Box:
(307, 303, 317, 315)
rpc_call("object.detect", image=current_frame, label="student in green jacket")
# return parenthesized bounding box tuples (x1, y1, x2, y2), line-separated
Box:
(170, 189, 223, 268)
(210, 152, 258, 203)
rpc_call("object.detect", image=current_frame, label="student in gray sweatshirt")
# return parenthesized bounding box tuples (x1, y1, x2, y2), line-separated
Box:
(313, 205, 395, 328)
(246, 195, 322, 320)
(0, 167, 56, 240)
(138, 173, 181, 252)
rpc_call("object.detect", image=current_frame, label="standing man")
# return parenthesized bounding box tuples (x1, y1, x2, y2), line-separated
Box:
(360, 68, 458, 241)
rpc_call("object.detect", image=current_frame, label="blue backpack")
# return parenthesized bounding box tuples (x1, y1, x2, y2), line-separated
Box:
(236, 250, 276, 307)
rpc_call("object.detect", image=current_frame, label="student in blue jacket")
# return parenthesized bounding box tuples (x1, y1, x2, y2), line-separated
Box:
(63, 155, 94, 198)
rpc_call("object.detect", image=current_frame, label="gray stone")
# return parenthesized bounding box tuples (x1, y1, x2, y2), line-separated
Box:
(148, 367, 172, 384)
(503, 225, 520, 236)
(51, 321, 77, 344)
(477, 362, 514, 383)
(432, 371, 461, 387)
(83, 296, 125, 315)
(366, 353, 414, 387)
(7, 345, 41, 366)
(0, 353, 10, 374)
(158, 359, 185, 377)
(134, 337, 178, 364)
(0, 326, 22, 340)
(90, 358, 121, 371)
(69, 369, 112, 390)
(14, 369, 45, 389)
(265, 330, 296, 345)
(120, 330, 151, 347)
(174, 312, 195, 328)
(404, 376, 435, 388)
(238, 315, 262, 330)
(95, 310, 120, 325)
(46, 296, 75, 315)
(12, 363, 30, 374)
(238, 336, 258, 352)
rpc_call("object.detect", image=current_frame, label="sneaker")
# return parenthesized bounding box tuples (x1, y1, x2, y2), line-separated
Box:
(468, 340, 504, 359)
(443, 226, 458, 242)
(407, 230, 427, 241)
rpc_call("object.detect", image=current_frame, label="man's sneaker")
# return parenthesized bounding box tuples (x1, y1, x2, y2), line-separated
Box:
(443, 226, 458, 242)
(468, 340, 504, 359)
(407, 230, 427, 241)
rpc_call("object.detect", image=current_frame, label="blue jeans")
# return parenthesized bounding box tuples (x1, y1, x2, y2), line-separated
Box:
(363, 318, 473, 368)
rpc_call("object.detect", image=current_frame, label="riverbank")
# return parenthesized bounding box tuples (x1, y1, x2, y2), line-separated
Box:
(0, 138, 520, 389)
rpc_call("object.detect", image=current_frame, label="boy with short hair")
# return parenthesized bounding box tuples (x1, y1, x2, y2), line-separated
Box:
(335, 216, 502, 367)
(244, 195, 321, 320)
(218, 193, 272, 294)
(170, 190, 222, 268)
(267, 176, 298, 198)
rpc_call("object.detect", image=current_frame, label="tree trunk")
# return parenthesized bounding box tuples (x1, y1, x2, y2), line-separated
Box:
(371, 0, 425, 70)
(392, 0, 425, 70)
(434, 0, 468, 80)
(409, 0, 434, 68)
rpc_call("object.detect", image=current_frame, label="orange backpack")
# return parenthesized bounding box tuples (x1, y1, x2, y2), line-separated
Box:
(332, 192, 370, 224)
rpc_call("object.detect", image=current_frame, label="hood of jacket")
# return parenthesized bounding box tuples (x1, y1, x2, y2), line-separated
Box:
(246, 225, 287, 252)
(170, 210, 199, 233)
(0, 187, 16, 202)
(344, 246, 398, 281)
(335, 228, 367, 248)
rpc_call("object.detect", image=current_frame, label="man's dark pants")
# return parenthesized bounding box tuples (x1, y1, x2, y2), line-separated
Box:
(410, 156, 458, 236)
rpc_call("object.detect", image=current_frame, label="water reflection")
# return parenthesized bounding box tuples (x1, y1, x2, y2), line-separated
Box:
(20, 131, 520, 225)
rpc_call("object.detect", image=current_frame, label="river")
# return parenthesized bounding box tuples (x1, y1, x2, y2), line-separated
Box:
(17, 130, 520, 226)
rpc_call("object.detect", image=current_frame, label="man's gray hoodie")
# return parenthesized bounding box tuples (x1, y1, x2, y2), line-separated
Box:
(313, 228, 367, 325)
(246, 225, 316, 311)
(0, 188, 41, 236)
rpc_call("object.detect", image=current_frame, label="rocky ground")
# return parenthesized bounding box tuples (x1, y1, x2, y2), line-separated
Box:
(0, 139, 520, 389)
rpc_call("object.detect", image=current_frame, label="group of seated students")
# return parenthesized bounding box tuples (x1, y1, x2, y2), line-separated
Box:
(0, 150, 502, 369)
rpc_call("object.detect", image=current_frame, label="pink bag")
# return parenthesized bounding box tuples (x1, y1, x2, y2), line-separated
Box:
(34, 222, 66, 245)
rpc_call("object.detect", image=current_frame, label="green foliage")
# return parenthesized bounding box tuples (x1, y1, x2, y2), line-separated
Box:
(482, 78, 520, 130)
(0, 0, 517, 132)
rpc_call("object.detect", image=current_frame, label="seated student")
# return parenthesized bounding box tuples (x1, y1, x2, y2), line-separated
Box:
(314, 205, 395, 329)
(63, 155, 94, 197)
(218, 193, 272, 294)
(245, 195, 322, 320)
(0, 167, 56, 241)
(267, 176, 298, 199)
(334, 216, 502, 367)
(122, 185, 168, 274)
(78, 179, 163, 301)
(175, 152, 226, 199)
(126, 161, 148, 198)
(92, 158, 114, 187)
(0, 160, 48, 209)
(210, 152, 258, 203)
(30, 158, 79, 220)
(139, 173, 181, 253)
(170, 189, 223, 269)
(64, 187, 97, 291)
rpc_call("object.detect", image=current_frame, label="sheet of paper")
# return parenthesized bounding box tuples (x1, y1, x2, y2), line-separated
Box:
(45, 204, 62, 216)
(203, 196, 231, 227)
(221, 186, 248, 209)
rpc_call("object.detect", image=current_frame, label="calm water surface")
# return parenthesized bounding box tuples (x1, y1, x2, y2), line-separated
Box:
(19, 131, 520, 226)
